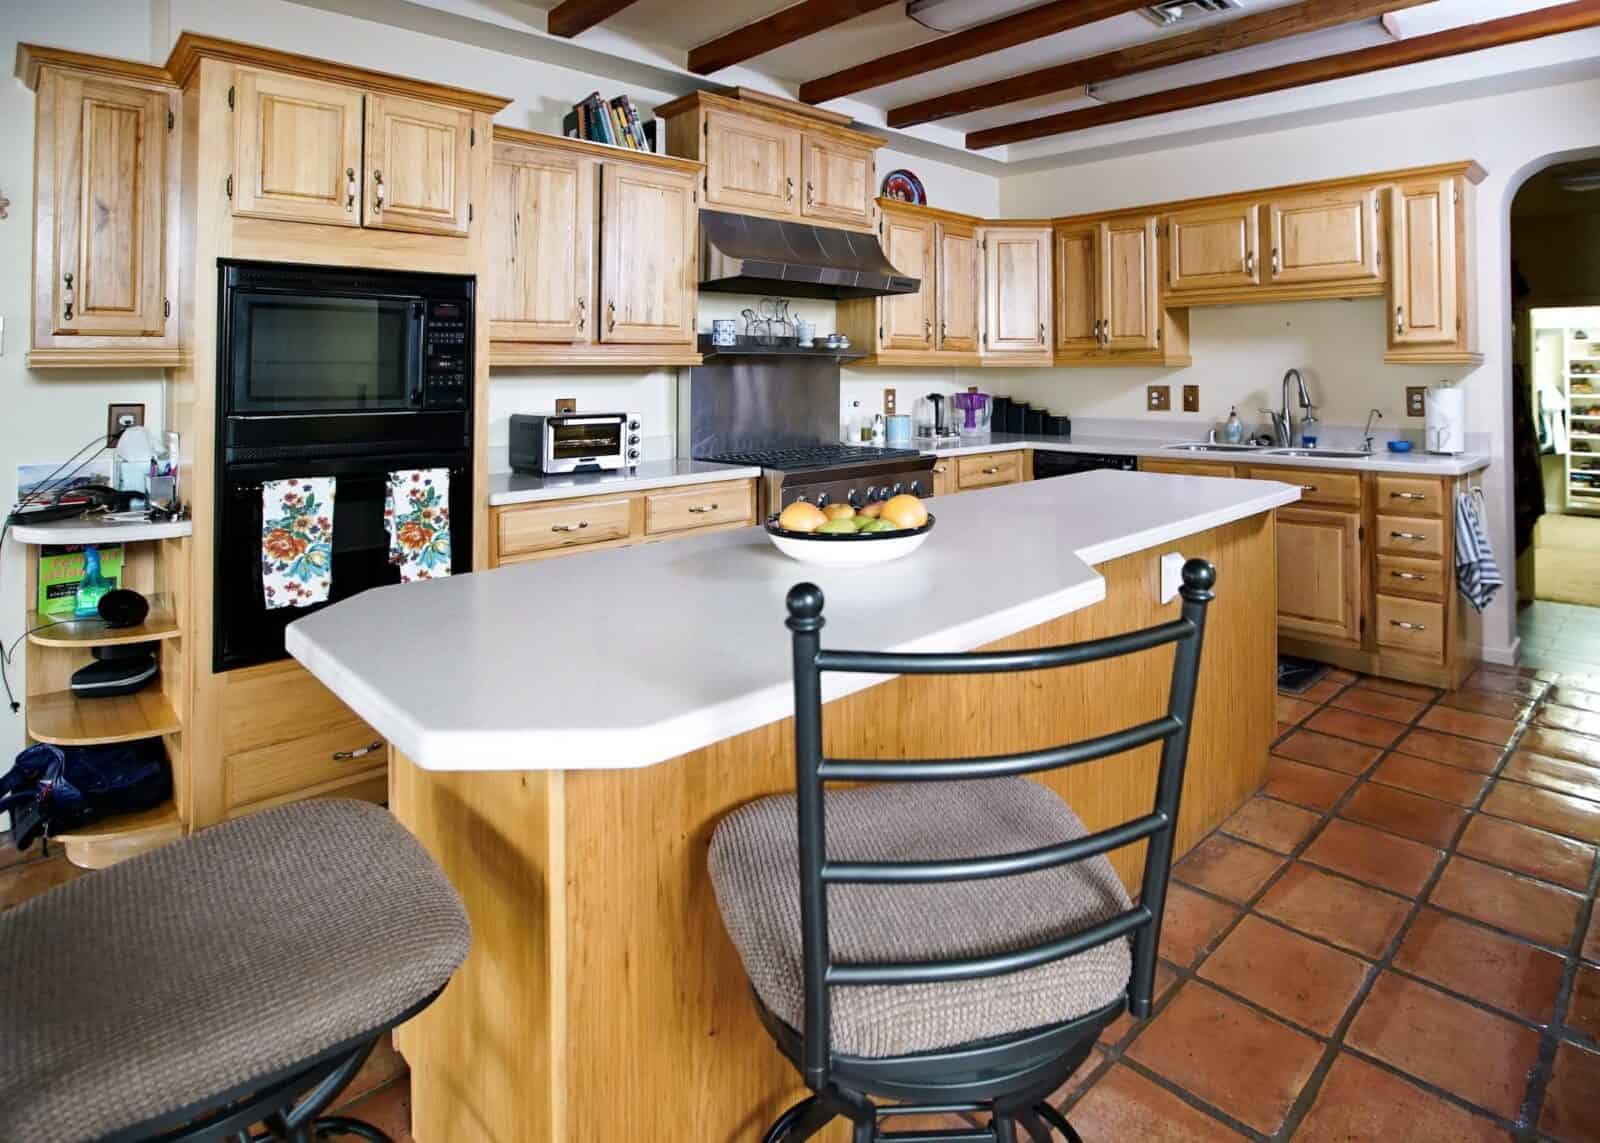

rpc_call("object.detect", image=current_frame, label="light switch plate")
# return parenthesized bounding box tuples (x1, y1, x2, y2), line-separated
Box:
(1406, 386, 1427, 417)
(1182, 384, 1200, 413)
(883, 388, 897, 415)
(1160, 552, 1186, 604)
(1148, 385, 1171, 412)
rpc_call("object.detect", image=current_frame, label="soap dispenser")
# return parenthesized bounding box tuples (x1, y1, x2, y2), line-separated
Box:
(1222, 407, 1244, 444)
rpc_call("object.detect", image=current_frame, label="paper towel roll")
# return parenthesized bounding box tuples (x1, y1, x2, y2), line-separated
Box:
(1425, 384, 1466, 454)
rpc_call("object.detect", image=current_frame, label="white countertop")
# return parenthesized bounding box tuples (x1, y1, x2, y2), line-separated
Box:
(923, 433, 1491, 476)
(287, 470, 1299, 774)
(486, 459, 761, 506)
(9, 515, 193, 545)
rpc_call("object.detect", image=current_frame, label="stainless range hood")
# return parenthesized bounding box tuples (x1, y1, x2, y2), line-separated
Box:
(698, 209, 920, 300)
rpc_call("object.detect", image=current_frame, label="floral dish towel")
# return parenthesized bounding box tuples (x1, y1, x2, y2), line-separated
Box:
(261, 477, 335, 610)
(386, 468, 452, 583)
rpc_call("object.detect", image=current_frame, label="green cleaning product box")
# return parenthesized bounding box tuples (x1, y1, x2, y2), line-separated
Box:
(37, 545, 124, 617)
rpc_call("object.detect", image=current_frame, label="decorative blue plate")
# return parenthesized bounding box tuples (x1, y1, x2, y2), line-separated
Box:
(1387, 440, 1414, 453)
(881, 169, 926, 206)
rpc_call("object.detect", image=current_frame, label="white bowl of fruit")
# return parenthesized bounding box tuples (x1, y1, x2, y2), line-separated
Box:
(765, 494, 934, 567)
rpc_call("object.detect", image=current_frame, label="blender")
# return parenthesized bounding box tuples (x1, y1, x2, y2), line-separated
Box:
(915, 393, 961, 444)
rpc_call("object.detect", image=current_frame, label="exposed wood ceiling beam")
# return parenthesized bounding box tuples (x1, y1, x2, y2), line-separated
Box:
(967, 0, 1600, 150)
(689, 0, 900, 75)
(798, 0, 1151, 105)
(547, 0, 642, 39)
(888, 0, 1436, 128)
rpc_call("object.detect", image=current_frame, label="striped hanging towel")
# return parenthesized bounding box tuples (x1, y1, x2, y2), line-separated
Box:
(1454, 489, 1502, 612)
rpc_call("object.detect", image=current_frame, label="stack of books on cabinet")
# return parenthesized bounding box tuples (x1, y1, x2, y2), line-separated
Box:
(564, 92, 656, 152)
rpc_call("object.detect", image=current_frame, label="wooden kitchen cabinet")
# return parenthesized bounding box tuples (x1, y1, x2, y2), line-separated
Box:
(1276, 506, 1363, 646)
(21, 47, 182, 367)
(928, 459, 955, 497)
(880, 209, 938, 352)
(981, 226, 1052, 360)
(598, 161, 698, 345)
(1266, 186, 1384, 288)
(487, 138, 594, 343)
(801, 132, 873, 228)
(1054, 215, 1184, 365)
(232, 68, 364, 226)
(936, 219, 980, 353)
(1054, 223, 1099, 354)
(702, 106, 799, 217)
(1386, 170, 1482, 364)
(1102, 216, 1160, 352)
(364, 93, 474, 236)
(1163, 202, 1260, 299)
(955, 450, 1025, 490)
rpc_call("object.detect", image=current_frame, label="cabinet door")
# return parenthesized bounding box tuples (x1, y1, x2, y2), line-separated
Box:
(1267, 187, 1383, 286)
(1276, 506, 1362, 645)
(50, 73, 169, 336)
(880, 213, 936, 351)
(1102, 216, 1159, 352)
(598, 162, 697, 345)
(935, 220, 979, 352)
(703, 108, 799, 217)
(982, 227, 1051, 354)
(1390, 178, 1459, 347)
(1164, 203, 1260, 295)
(801, 133, 872, 227)
(488, 142, 594, 343)
(1054, 224, 1100, 353)
(233, 68, 364, 227)
(364, 93, 473, 237)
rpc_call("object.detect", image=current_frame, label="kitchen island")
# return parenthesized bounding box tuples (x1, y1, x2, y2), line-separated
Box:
(287, 469, 1298, 1142)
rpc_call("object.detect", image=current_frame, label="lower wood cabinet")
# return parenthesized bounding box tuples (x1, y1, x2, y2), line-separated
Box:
(954, 450, 1025, 490)
(643, 482, 755, 536)
(1276, 506, 1363, 646)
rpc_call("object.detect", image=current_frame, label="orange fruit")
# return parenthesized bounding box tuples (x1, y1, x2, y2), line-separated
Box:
(880, 494, 928, 530)
(821, 503, 856, 521)
(777, 501, 828, 533)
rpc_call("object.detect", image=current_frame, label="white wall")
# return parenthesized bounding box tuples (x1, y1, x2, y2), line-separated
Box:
(999, 75, 1600, 663)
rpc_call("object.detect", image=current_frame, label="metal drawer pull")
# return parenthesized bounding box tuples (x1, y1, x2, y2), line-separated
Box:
(576, 296, 586, 333)
(607, 300, 617, 332)
(333, 740, 383, 761)
(1395, 305, 1405, 335)
(62, 272, 75, 321)
(1392, 571, 1427, 581)
(1039, 321, 1045, 344)
(1299, 484, 1317, 492)
(1391, 530, 1427, 541)
(805, 180, 815, 207)
(551, 521, 589, 532)
(687, 503, 719, 514)
(1271, 247, 1280, 275)
(345, 167, 356, 212)
(1245, 250, 1255, 276)
(1390, 620, 1426, 631)
(372, 169, 385, 211)
(1391, 491, 1426, 500)
(982, 465, 1001, 475)
(786, 177, 794, 202)
(932, 465, 947, 474)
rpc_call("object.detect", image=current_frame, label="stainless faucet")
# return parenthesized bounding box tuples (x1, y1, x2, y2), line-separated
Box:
(1260, 368, 1314, 447)
(1364, 408, 1384, 453)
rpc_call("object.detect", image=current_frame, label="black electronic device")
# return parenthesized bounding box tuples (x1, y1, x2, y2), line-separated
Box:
(98, 588, 150, 629)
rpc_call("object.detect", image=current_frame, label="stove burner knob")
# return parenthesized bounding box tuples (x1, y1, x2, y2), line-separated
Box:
(628, 419, 641, 431)
(909, 480, 924, 496)
(815, 492, 831, 508)
(864, 485, 881, 502)
(846, 488, 862, 508)
(628, 434, 640, 445)
(627, 448, 640, 460)
(891, 482, 905, 496)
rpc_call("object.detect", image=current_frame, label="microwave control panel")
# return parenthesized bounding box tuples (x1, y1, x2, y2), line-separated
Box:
(423, 300, 471, 410)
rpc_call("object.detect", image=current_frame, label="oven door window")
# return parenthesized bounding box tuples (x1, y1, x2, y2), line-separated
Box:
(551, 420, 622, 461)
(228, 292, 423, 414)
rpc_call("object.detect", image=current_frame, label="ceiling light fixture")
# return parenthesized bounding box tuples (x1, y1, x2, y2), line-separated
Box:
(904, 0, 1044, 34)
(1139, 0, 1240, 28)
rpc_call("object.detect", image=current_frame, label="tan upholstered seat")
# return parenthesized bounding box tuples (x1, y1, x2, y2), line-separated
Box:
(0, 799, 470, 1143)
(708, 778, 1132, 1060)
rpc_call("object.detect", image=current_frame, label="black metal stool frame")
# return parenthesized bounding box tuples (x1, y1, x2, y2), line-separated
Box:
(761, 558, 1216, 1143)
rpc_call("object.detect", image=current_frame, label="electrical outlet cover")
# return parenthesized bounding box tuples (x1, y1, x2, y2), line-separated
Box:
(107, 403, 145, 445)
(1147, 385, 1171, 412)
(883, 388, 897, 415)
(1405, 386, 1427, 416)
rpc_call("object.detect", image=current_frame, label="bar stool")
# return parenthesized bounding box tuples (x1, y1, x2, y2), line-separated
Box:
(709, 560, 1216, 1143)
(0, 799, 470, 1142)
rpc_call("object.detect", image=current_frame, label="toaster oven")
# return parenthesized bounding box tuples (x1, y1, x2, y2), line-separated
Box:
(509, 412, 642, 474)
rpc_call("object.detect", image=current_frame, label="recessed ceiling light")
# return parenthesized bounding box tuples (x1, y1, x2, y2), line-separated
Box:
(1140, 0, 1242, 28)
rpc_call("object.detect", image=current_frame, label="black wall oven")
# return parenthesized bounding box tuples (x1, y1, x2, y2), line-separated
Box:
(215, 261, 474, 671)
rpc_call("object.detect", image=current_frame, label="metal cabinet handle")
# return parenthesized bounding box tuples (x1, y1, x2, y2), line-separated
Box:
(1039, 321, 1045, 345)
(687, 503, 719, 514)
(786, 176, 794, 202)
(373, 169, 385, 211)
(1391, 530, 1427, 541)
(1392, 571, 1427, 581)
(607, 300, 617, 332)
(805, 180, 815, 207)
(1271, 247, 1280, 275)
(932, 465, 947, 474)
(940, 319, 947, 342)
(551, 521, 589, 533)
(1245, 250, 1255, 276)
(1299, 484, 1317, 492)
(62, 271, 75, 321)
(576, 296, 586, 333)
(924, 317, 932, 342)
(333, 740, 383, 761)
(982, 465, 1001, 474)
(1390, 620, 1426, 631)
(1395, 305, 1405, 335)
(345, 167, 356, 212)
(1391, 491, 1426, 500)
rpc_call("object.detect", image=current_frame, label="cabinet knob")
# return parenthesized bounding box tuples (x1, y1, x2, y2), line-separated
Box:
(61, 271, 75, 321)
(373, 169, 385, 211)
(552, 521, 589, 533)
(346, 167, 356, 212)
(333, 740, 383, 761)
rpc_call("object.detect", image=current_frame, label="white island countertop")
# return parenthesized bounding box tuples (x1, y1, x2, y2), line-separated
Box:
(286, 470, 1299, 773)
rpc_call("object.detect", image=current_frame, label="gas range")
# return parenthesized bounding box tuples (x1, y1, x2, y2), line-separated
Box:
(700, 444, 934, 515)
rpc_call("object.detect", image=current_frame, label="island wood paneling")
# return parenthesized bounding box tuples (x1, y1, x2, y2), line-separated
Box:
(391, 510, 1276, 1142)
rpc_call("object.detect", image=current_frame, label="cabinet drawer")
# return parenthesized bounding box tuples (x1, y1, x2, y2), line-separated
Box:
(1377, 513, 1444, 559)
(1376, 476, 1444, 517)
(1376, 595, 1445, 660)
(1139, 459, 1237, 478)
(497, 496, 634, 557)
(956, 452, 1024, 489)
(1246, 467, 1362, 508)
(226, 718, 386, 810)
(644, 480, 755, 536)
(1378, 555, 1446, 601)
(222, 662, 360, 755)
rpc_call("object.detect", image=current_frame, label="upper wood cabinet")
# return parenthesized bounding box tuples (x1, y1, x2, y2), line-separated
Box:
(1054, 224, 1099, 354)
(880, 210, 938, 351)
(1164, 202, 1260, 298)
(936, 219, 979, 353)
(487, 138, 594, 343)
(981, 226, 1052, 358)
(21, 47, 181, 367)
(1054, 215, 1177, 363)
(598, 161, 698, 345)
(231, 67, 474, 237)
(1387, 173, 1477, 362)
(658, 90, 885, 233)
(1101, 217, 1160, 352)
(1266, 186, 1384, 288)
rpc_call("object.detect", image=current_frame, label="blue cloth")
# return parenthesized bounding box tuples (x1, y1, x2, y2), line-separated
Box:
(1455, 490, 1502, 612)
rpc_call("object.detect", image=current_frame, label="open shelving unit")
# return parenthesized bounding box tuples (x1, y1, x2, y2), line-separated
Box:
(1562, 338, 1600, 514)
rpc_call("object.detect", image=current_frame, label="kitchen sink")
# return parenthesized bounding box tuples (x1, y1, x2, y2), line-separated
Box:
(1262, 448, 1372, 459)
(1161, 442, 1266, 453)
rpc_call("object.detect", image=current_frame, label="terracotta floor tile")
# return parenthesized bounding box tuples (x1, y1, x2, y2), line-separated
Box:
(336, 1033, 407, 1106)
(1393, 908, 1567, 1024)
(1417, 705, 1522, 746)
(1540, 1041, 1600, 1143)
(1301, 818, 1442, 897)
(1520, 726, 1600, 768)
(1275, 729, 1384, 775)
(1429, 856, 1583, 949)
(1256, 863, 1409, 958)
(1536, 703, 1600, 740)
(1371, 753, 1489, 807)
(1042, 1046, 1109, 1109)
(1456, 815, 1596, 892)
(1100, 961, 1179, 1045)
(1324, 668, 1362, 685)
(1066, 1064, 1246, 1142)
(1341, 783, 1467, 848)
(1503, 751, 1600, 803)
(1393, 727, 1504, 774)
(336, 1078, 413, 1142)
(1346, 972, 1541, 1120)
(1198, 915, 1368, 1035)
(1294, 1052, 1509, 1143)
(1276, 720, 1294, 739)
(1355, 676, 1441, 702)
(1160, 884, 1239, 967)
(1125, 982, 1322, 1135)
(1548, 685, 1600, 716)
(1483, 780, 1600, 844)
(1305, 706, 1407, 748)
(1465, 668, 1548, 699)
(1221, 796, 1323, 855)
(0, 856, 86, 912)
(1176, 835, 1285, 904)
(1278, 693, 1319, 726)
(1263, 756, 1356, 812)
(1437, 689, 1536, 720)
(1334, 687, 1428, 724)
(1569, 963, 1600, 1042)
(1298, 677, 1348, 704)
